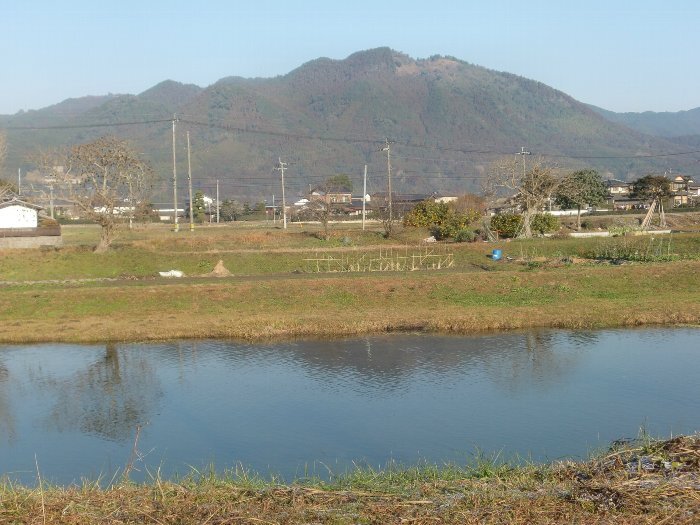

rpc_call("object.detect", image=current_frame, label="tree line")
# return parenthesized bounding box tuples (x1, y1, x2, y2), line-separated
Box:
(0, 134, 685, 251)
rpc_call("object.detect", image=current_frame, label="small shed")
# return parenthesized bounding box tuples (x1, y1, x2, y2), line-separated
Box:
(0, 198, 62, 249)
(0, 198, 42, 229)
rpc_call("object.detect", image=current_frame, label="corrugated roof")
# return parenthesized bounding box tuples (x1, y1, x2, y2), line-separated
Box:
(0, 197, 44, 211)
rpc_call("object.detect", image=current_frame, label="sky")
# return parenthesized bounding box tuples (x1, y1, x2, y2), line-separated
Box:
(2, 0, 699, 115)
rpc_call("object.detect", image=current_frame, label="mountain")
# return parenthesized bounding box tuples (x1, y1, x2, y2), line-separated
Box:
(589, 105, 700, 138)
(1, 48, 697, 202)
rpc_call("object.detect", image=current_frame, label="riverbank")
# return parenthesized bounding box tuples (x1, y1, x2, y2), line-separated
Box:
(2, 434, 698, 524)
(1, 224, 699, 343)
(0, 260, 699, 343)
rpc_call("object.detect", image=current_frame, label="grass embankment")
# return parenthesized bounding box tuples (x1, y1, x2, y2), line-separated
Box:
(2, 435, 699, 524)
(0, 223, 699, 342)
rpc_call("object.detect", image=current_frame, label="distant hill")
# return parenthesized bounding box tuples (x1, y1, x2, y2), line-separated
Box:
(589, 105, 700, 138)
(2, 48, 697, 202)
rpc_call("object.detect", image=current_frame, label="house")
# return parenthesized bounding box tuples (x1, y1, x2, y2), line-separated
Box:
(0, 198, 62, 249)
(605, 179, 633, 197)
(604, 179, 643, 210)
(153, 207, 185, 222)
(370, 192, 437, 217)
(435, 196, 458, 204)
(689, 182, 700, 201)
(669, 175, 697, 207)
(308, 189, 353, 205)
(670, 175, 694, 192)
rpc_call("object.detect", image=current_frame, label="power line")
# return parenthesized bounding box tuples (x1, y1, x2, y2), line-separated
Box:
(4, 116, 700, 161)
(542, 150, 700, 160)
(2, 118, 172, 130)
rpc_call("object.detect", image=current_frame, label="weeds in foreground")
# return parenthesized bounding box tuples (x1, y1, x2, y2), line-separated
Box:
(587, 235, 678, 262)
(3, 435, 698, 524)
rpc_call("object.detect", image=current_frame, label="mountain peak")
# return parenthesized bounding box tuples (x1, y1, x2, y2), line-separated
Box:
(138, 80, 202, 108)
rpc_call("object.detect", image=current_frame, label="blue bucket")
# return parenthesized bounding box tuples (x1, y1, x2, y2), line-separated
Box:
(492, 249, 502, 261)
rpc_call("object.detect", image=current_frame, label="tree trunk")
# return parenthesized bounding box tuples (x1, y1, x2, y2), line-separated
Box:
(94, 224, 114, 253)
(576, 205, 582, 230)
(518, 209, 534, 238)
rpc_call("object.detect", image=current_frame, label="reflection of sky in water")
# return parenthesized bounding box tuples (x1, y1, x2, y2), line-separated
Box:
(0, 328, 698, 485)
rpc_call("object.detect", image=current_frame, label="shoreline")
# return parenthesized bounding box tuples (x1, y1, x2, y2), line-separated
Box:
(2, 434, 698, 524)
(2, 318, 699, 346)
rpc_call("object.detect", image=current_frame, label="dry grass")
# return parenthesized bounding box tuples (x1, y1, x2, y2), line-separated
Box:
(2, 435, 698, 524)
(0, 260, 699, 343)
(1, 224, 699, 343)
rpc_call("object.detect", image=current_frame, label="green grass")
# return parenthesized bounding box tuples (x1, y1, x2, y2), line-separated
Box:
(1, 435, 698, 524)
(1, 225, 699, 343)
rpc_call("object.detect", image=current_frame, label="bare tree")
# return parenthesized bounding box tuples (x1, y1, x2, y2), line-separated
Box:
(43, 136, 153, 252)
(485, 157, 560, 238)
(302, 176, 352, 240)
(301, 197, 333, 239)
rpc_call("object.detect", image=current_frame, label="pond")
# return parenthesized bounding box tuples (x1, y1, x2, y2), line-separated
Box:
(0, 328, 698, 484)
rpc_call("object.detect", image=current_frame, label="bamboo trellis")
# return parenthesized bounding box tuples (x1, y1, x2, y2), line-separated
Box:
(304, 245, 454, 273)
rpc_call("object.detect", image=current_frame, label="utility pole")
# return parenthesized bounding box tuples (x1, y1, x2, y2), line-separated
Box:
(272, 194, 276, 224)
(381, 139, 393, 222)
(216, 179, 220, 223)
(172, 115, 179, 232)
(49, 184, 54, 219)
(362, 164, 367, 231)
(516, 146, 531, 177)
(17, 168, 21, 196)
(187, 131, 194, 231)
(274, 158, 288, 229)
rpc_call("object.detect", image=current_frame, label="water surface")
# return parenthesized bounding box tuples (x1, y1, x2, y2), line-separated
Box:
(0, 328, 698, 484)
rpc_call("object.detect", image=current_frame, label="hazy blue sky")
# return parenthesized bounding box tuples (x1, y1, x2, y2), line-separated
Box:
(2, 0, 698, 114)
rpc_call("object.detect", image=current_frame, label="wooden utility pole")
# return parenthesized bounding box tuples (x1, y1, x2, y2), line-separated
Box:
(216, 179, 220, 223)
(516, 146, 531, 177)
(382, 140, 393, 222)
(275, 158, 288, 229)
(172, 115, 179, 232)
(49, 183, 54, 219)
(362, 164, 367, 231)
(187, 131, 194, 231)
(17, 168, 21, 195)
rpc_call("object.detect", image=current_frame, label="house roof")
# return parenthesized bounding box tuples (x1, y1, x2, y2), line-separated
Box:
(605, 179, 632, 187)
(0, 198, 44, 211)
(371, 192, 437, 202)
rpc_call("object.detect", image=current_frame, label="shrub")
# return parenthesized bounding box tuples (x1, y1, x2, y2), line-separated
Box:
(608, 223, 635, 237)
(454, 228, 477, 242)
(531, 213, 559, 235)
(490, 213, 522, 238)
(403, 200, 449, 227)
(428, 223, 448, 240)
(408, 200, 482, 241)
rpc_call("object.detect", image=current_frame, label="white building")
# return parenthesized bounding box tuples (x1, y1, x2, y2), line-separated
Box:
(0, 198, 42, 229)
(0, 198, 62, 248)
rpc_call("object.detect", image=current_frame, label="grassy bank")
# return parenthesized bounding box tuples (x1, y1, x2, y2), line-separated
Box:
(1, 224, 699, 342)
(2, 434, 698, 524)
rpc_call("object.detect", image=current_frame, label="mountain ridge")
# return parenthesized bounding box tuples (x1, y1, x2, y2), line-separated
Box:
(588, 104, 700, 137)
(1, 48, 697, 201)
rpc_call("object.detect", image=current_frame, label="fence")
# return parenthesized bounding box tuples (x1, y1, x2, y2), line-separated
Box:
(304, 245, 454, 273)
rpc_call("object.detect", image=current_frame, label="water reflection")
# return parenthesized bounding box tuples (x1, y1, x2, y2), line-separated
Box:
(484, 331, 587, 394)
(179, 332, 587, 397)
(0, 361, 15, 443)
(38, 344, 162, 441)
(0, 328, 697, 485)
